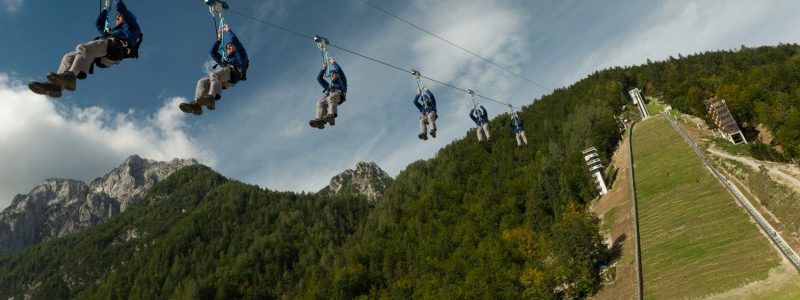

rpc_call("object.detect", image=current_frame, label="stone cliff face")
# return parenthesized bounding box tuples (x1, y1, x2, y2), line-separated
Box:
(0, 155, 196, 254)
(320, 161, 393, 203)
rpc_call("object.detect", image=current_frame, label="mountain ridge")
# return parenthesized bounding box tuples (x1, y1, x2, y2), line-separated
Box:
(0, 155, 197, 254)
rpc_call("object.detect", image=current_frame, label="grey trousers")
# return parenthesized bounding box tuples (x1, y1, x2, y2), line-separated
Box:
(195, 67, 234, 101)
(58, 39, 114, 75)
(419, 111, 437, 135)
(476, 123, 490, 141)
(515, 130, 528, 146)
(316, 91, 342, 120)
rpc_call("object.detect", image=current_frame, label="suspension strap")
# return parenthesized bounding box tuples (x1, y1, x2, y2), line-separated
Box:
(218, 16, 227, 61)
(314, 35, 332, 84)
(468, 89, 477, 107)
(508, 104, 519, 128)
(206, 0, 229, 61)
(102, 0, 113, 33)
(411, 69, 428, 112)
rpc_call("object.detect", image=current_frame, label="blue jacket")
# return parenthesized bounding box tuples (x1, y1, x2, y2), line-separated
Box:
(510, 116, 524, 133)
(211, 30, 249, 70)
(413, 90, 437, 113)
(470, 106, 489, 125)
(317, 62, 347, 94)
(95, 0, 140, 46)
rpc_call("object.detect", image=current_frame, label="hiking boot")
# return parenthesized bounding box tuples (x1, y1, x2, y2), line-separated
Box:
(418, 133, 428, 140)
(28, 81, 63, 98)
(325, 114, 336, 126)
(179, 102, 203, 115)
(47, 72, 76, 92)
(198, 96, 215, 110)
(430, 129, 436, 138)
(214, 94, 221, 100)
(309, 119, 325, 129)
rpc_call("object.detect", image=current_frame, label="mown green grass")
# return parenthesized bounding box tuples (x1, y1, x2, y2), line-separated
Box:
(645, 100, 664, 116)
(632, 116, 782, 299)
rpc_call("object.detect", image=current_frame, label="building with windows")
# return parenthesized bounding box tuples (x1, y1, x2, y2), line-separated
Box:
(582, 147, 608, 195)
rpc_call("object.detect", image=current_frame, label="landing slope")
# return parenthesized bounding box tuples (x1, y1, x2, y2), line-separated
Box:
(632, 116, 783, 299)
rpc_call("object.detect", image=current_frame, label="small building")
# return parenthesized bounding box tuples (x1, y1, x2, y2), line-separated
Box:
(582, 147, 609, 195)
(704, 96, 746, 144)
(628, 88, 651, 119)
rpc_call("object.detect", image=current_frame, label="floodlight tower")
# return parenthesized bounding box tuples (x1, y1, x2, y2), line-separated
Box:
(583, 147, 609, 195)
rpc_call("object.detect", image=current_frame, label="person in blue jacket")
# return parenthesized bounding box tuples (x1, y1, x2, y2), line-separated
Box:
(181, 24, 249, 115)
(29, 0, 141, 98)
(310, 56, 347, 129)
(510, 112, 528, 147)
(470, 104, 491, 142)
(414, 87, 437, 140)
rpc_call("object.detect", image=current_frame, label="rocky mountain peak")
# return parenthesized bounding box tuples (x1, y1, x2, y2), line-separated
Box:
(0, 155, 197, 254)
(321, 161, 393, 203)
(90, 155, 197, 211)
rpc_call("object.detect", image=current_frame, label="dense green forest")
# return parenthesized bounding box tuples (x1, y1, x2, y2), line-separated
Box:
(2, 44, 799, 299)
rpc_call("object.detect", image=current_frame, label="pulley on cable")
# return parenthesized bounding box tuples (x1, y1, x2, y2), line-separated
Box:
(205, 0, 230, 61)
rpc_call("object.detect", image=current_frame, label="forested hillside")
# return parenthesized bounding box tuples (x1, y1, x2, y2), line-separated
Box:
(625, 44, 800, 159)
(3, 44, 798, 299)
(0, 166, 372, 299)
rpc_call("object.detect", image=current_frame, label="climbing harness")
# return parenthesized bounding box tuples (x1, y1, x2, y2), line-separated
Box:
(314, 35, 333, 83)
(205, 0, 229, 61)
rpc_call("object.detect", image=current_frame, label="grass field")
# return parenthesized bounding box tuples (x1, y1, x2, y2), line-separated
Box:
(632, 116, 787, 299)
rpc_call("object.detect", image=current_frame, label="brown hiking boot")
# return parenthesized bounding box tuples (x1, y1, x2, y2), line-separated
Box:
(197, 96, 215, 110)
(309, 119, 325, 129)
(325, 114, 336, 126)
(47, 72, 76, 92)
(28, 81, 63, 98)
(179, 102, 203, 115)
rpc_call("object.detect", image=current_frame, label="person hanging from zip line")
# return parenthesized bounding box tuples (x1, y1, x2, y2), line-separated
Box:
(180, 23, 249, 115)
(29, 0, 142, 98)
(413, 86, 437, 140)
(510, 112, 528, 147)
(309, 56, 347, 129)
(470, 103, 491, 142)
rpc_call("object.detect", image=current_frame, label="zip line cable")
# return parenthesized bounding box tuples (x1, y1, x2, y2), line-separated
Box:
(220, 4, 520, 109)
(356, 0, 552, 93)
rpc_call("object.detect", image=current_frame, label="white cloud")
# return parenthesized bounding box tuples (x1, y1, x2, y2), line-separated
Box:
(3, 0, 21, 13)
(0, 74, 213, 209)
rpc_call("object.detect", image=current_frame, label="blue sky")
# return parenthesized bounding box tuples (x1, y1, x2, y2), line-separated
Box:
(2, 0, 800, 209)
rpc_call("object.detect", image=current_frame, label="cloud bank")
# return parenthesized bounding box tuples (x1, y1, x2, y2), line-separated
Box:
(0, 74, 212, 208)
(3, 0, 22, 14)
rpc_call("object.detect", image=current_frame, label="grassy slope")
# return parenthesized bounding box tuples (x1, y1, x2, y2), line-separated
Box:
(632, 116, 782, 299)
